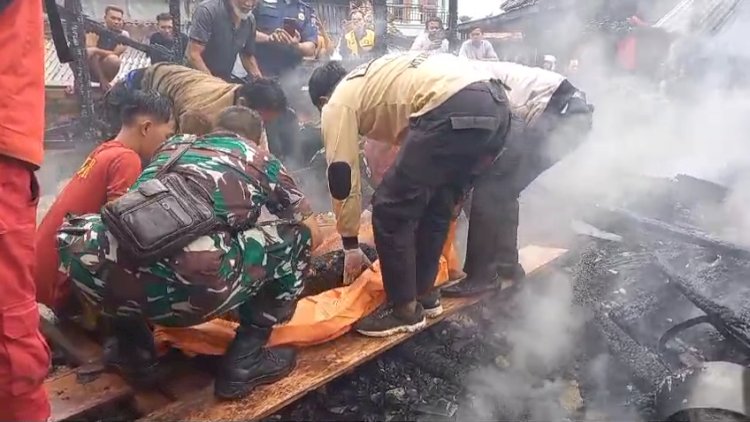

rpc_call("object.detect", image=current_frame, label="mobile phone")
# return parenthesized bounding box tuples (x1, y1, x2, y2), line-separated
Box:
(283, 18, 298, 35)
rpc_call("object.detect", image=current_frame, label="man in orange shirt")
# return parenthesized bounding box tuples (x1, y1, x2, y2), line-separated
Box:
(0, 1, 51, 420)
(35, 91, 175, 312)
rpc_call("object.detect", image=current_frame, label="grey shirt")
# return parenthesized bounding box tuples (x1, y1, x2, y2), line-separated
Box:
(458, 39, 498, 61)
(189, 0, 256, 81)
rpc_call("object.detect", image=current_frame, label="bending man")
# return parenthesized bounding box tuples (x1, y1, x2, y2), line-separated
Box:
(308, 53, 511, 337)
(105, 63, 287, 150)
(58, 106, 320, 400)
(443, 60, 594, 297)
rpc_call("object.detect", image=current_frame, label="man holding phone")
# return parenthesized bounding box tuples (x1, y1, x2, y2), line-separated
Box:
(251, 0, 318, 162)
(253, 0, 318, 78)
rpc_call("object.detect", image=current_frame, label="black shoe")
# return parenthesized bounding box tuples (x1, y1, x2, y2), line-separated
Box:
(355, 303, 426, 337)
(103, 318, 162, 387)
(441, 274, 503, 297)
(418, 290, 444, 319)
(442, 264, 525, 298)
(441, 269, 468, 289)
(214, 326, 297, 400)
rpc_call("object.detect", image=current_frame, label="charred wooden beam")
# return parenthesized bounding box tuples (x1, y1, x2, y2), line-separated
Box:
(372, 0, 388, 56)
(654, 255, 750, 355)
(169, 0, 183, 63)
(63, 0, 96, 139)
(447, 0, 458, 48)
(589, 206, 750, 262)
(592, 308, 671, 392)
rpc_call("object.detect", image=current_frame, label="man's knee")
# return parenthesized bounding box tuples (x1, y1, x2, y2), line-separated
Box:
(240, 296, 297, 328)
(101, 55, 122, 79)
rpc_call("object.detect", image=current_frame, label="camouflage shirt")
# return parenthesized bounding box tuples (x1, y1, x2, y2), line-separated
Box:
(141, 133, 313, 229)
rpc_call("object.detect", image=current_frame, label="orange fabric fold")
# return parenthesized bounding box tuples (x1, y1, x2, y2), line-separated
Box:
(154, 217, 451, 356)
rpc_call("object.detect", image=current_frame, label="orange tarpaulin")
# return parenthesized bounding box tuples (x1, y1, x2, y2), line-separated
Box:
(154, 215, 451, 355)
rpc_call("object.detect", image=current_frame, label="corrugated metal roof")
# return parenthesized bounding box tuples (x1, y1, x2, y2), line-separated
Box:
(45, 39, 150, 87)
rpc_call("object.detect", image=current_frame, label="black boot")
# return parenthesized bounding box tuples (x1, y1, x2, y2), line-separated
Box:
(214, 325, 297, 400)
(103, 317, 162, 387)
(442, 263, 525, 297)
(443, 194, 523, 298)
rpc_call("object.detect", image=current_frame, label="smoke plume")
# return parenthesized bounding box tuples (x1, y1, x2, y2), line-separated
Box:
(462, 1, 750, 419)
(464, 273, 585, 420)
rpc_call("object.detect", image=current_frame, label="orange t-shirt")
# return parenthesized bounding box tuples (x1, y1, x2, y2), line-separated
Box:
(35, 141, 142, 309)
(0, 0, 45, 167)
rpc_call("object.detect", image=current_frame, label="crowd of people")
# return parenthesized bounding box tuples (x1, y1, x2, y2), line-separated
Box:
(0, 1, 595, 420)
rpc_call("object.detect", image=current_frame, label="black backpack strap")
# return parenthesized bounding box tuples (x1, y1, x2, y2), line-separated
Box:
(44, 0, 74, 63)
(155, 136, 198, 177)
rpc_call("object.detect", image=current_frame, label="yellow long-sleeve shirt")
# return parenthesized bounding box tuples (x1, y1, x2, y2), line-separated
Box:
(320, 52, 493, 238)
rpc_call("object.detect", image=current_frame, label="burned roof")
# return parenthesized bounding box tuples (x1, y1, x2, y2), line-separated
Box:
(45, 39, 151, 87)
(501, 0, 540, 12)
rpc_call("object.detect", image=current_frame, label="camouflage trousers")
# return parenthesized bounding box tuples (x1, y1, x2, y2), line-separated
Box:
(57, 214, 312, 327)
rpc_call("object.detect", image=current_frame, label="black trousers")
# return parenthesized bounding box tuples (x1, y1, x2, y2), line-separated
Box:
(463, 80, 592, 279)
(371, 81, 511, 306)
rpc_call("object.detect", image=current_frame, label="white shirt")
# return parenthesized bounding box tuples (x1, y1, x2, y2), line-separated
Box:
(410, 32, 449, 54)
(458, 39, 498, 61)
(470, 60, 566, 127)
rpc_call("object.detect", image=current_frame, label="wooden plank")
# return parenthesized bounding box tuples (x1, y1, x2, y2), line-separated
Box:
(142, 245, 567, 422)
(48, 369, 132, 421)
(40, 319, 102, 367)
(45, 322, 177, 421)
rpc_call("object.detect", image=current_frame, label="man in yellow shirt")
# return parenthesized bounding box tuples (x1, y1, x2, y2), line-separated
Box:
(307, 53, 512, 337)
(342, 10, 376, 59)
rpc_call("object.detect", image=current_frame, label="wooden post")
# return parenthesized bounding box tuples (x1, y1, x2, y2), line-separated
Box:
(169, 0, 182, 63)
(447, 0, 457, 48)
(372, 0, 387, 55)
(64, 0, 96, 140)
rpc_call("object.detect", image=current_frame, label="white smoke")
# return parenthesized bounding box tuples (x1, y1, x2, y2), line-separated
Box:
(463, 1, 750, 420)
(465, 273, 585, 420)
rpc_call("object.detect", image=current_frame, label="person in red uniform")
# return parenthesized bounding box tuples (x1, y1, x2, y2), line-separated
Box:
(0, 1, 51, 420)
(35, 91, 175, 311)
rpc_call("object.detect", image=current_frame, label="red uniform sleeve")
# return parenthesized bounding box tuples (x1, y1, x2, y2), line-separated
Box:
(106, 152, 142, 202)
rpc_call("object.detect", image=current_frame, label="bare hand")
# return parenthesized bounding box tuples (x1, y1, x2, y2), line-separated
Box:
(343, 247, 374, 285)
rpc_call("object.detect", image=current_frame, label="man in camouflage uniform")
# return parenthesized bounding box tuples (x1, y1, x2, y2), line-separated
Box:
(57, 111, 317, 400)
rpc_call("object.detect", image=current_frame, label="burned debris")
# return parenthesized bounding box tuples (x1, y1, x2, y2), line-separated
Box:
(261, 174, 750, 422)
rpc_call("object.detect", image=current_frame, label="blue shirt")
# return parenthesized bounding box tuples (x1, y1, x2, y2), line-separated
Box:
(253, 0, 318, 77)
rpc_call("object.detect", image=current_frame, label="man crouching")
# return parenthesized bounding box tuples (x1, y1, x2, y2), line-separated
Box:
(56, 106, 320, 400)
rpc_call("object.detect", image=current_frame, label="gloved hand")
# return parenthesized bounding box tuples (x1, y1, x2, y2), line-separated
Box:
(343, 246, 374, 285)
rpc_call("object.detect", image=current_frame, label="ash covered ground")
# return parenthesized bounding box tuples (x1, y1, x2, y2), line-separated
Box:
(266, 243, 652, 422)
(264, 174, 750, 422)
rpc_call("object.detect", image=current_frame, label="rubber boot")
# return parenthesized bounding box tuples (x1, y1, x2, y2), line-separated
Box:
(103, 317, 162, 387)
(214, 325, 297, 400)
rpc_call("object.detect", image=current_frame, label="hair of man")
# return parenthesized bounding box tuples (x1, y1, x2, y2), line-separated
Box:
(425, 17, 442, 29)
(120, 90, 173, 126)
(156, 12, 172, 22)
(105, 5, 124, 16)
(307, 61, 348, 109)
(179, 110, 212, 135)
(237, 78, 288, 113)
(214, 105, 264, 144)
